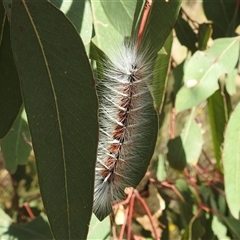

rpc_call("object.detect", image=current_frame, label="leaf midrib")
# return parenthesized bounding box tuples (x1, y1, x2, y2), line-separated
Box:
(21, 0, 70, 236)
(198, 37, 239, 84)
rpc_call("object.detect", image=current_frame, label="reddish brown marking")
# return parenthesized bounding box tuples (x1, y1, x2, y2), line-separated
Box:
(113, 125, 124, 139)
(101, 59, 137, 183)
(101, 169, 110, 178)
(109, 143, 120, 153)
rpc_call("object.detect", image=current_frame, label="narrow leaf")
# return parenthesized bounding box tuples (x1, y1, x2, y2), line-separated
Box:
(1, 108, 31, 174)
(91, 0, 123, 57)
(198, 23, 212, 51)
(6, 214, 52, 240)
(101, 0, 137, 36)
(0, 208, 12, 236)
(153, 31, 173, 112)
(87, 214, 110, 239)
(167, 136, 186, 171)
(175, 15, 197, 53)
(225, 68, 238, 96)
(54, 0, 93, 45)
(0, 7, 22, 138)
(157, 154, 167, 181)
(2, 0, 12, 21)
(176, 37, 240, 113)
(222, 102, 240, 219)
(145, 0, 181, 54)
(212, 216, 230, 240)
(222, 216, 240, 239)
(181, 108, 203, 165)
(11, 0, 98, 239)
(203, 0, 237, 38)
(207, 88, 228, 169)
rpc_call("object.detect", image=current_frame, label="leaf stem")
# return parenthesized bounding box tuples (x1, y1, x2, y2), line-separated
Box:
(137, 0, 153, 49)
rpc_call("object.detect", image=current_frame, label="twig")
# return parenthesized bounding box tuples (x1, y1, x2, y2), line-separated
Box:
(23, 202, 35, 219)
(134, 190, 160, 240)
(119, 206, 129, 240)
(127, 194, 135, 240)
(137, 0, 153, 48)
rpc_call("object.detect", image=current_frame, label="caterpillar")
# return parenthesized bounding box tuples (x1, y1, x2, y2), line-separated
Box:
(93, 36, 159, 221)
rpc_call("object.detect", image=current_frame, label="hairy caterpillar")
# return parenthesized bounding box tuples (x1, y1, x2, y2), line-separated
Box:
(93, 36, 159, 221)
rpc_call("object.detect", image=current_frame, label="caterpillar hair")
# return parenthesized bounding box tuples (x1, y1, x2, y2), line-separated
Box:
(93, 0, 159, 221)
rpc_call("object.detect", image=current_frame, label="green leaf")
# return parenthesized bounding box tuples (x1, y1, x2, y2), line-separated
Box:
(100, 0, 137, 36)
(10, 0, 98, 239)
(167, 136, 186, 171)
(172, 60, 184, 95)
(143, 0, 181, 54)
(153, 31, 173, 112)
(167, 108, 202, 169)
(198, 23, 212, 51)
(157, 154, 167, 181)
(92, 0, 181, 57)
(181, 108, 203, 165)
(55, 0, 93, 45)
(203, 0, 237, 38)
(225, 68, 238, 96)
(91, 0, 123, 57)
(175, 179, 193, 226)
(222, 102, 240, 219)
(87, 214, 110, 239)
(188, 215, 205, 240)
(176, 37, 240, 113)
(207, 88, 229, 169)
(174, 15, 197, 53)
(0, 208, 12, 236)
(2, 0, 12, 21)
(221, 216, 240, 239)
(212, 216, 230, 240)
(4, 213, 52, 240)
(1, 108, 32, 174)
(0, 6, 22, 138)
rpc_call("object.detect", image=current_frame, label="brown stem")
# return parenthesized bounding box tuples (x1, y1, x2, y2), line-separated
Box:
(23, 202, 35, 219)
(127, 194, 135, 240)
(118, 206, 129, 240)
(113, 187, 133, 209)
(137, 0, 153, 49)
(134, 190, 160, 240)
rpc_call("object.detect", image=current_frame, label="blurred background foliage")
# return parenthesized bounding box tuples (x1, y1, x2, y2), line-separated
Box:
(1, 0, 240, 239)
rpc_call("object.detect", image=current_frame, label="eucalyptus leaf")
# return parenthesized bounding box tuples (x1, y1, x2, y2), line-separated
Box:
(144, 0, 181, 54)
(181, 108, 203, 165)
(208, 88, 229, 169)
(59, 0, 92, 45)
(91, 0, 123, 58)
(222, 102, 240, 219)
(101, 0, 137, 36)
(0, 208, 12, 236)
(225, 69, 238, 96)
(11, 0, 98, 239)
(87, 214, 110, 239)
(175, 15, 197, 53)
(1, 108, 31, 174)
(167, 136, 186, 171)
(153, 31, 173, 112)
(176, 37, 240, 113)
(203, 0, 237, 38)
(0, 7, 22, 138)
(4, 213, 52, 240)
(212, 216, 230, 240)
